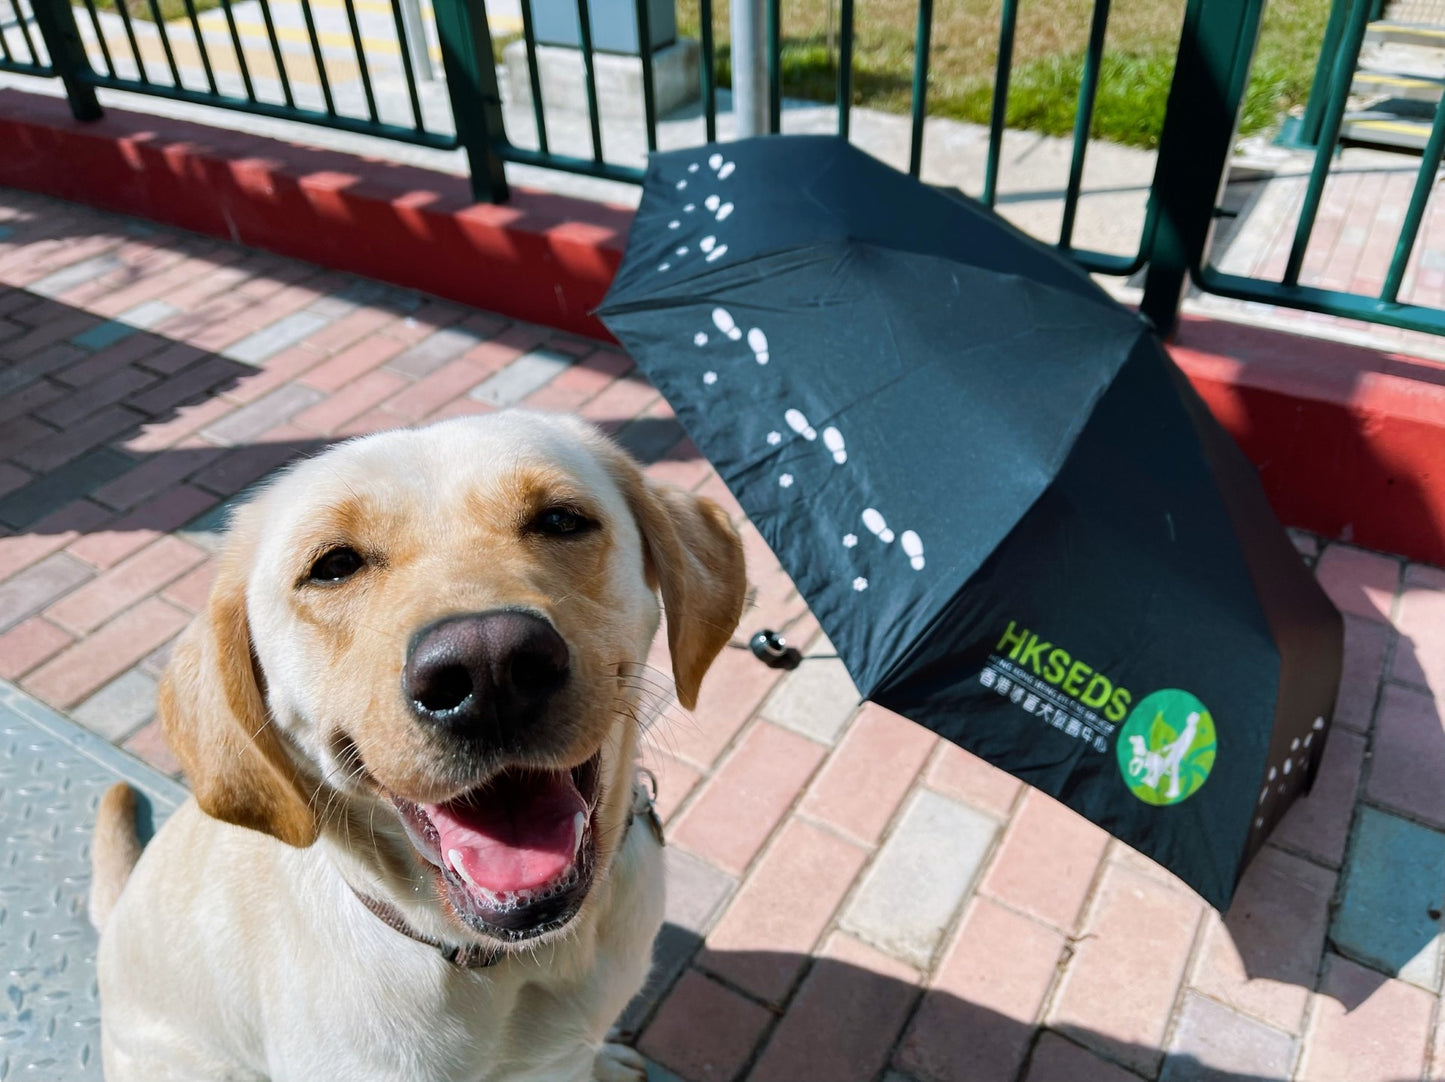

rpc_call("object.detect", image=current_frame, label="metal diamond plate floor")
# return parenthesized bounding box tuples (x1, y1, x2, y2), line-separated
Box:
(0, 681, 186, 1081)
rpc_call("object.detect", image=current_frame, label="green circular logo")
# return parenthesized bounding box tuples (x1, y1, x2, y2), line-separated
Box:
(1116, 689, 1216, 806)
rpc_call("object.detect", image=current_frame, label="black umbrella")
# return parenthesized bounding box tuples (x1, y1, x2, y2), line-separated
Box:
(596, 135, 1343, 910)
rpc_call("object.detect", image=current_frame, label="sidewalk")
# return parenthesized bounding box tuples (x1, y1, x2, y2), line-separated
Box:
(2, 185, 1444, 1082)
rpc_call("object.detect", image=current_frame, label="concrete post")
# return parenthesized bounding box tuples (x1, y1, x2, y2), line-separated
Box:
(730, 0, 767, 137)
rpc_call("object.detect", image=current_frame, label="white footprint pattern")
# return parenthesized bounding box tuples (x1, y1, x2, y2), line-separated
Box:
(686, 284, 930, 585)
(785, 408, 816, 441)
(658, 156, 738, 272)
(862, 508, 895, 544)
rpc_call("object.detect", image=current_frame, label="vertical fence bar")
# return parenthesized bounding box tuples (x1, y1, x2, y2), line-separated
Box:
(142, 0, 183, 86)
(431, 0, 509, 201)
(836, 0, 853, 137)
(1058, 0, 1111, 248)
(397, 0, 432, 80)
(1381, 100, 1445, 303)
(341, 0, 380, 122)
(982, 0, 1018, 205)
(216, 0, 255, 99)
(255, 0, 294, 106)
(907, 0, 934, 176)
(387, 0, 426, 127)
(1292, 0, 1348, 148)
(635, 0, 657, 151)
(1139, 0, 1266, 334)
(28, 0, 103, 116)
(699, 0, 715, 141)
(517, 0, 548, 152)
(180, 0, 218, 94)
(109, 0, 149, 82)
(8, 0, 42, 63)
(766, 0, 780, 131)
(298, 0, 338, 114)
(1282, 0, 1372, 286)
(78, 0, 116, 77)
(574, 0, 604, 161)
(0, 1, 18, 63)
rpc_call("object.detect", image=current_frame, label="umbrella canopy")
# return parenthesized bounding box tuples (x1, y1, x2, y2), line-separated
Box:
(597, 135, 1343, 910)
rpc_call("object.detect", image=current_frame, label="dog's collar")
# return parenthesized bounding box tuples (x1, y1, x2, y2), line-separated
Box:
(351, 774, 664, 970)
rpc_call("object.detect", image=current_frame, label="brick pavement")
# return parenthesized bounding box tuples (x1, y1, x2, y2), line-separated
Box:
(4, 185, 1445, 1081)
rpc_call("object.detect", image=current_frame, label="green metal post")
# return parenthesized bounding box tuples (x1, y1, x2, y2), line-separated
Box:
(982, 0, 1018, 206)
(1290, 0, 1349, 149)
(766, 0, 781, 132)
(1058, 0, 1111, 248)
(1381, 95, 1445, 303)
(699, 0, 716, 141)
(908, 0, 934, 176)
(1138, 0, 1266, 335)
(28, 0, 101, 119)
(836, 0, 853, 137)
(431, 0, 509, 202)
(1283, 0, 1373, 286)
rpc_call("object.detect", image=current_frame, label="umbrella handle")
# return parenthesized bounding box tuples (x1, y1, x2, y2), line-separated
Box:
(749, 629, 803, 671)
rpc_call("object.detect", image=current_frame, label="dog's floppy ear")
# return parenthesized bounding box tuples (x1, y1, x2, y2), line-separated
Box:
(624, 471, 747, 711)
(159, 507, 317, 848)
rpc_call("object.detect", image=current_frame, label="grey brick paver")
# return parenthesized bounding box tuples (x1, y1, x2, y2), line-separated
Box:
(470, 349, 572, 407)
(71, 668, 159, 742)
(385, 326, 486, 379)
(1159, 994, 1296, 1082)
(760, 642, 861, 744)
(620, 848, 738, 1032)
(28, 254, 122, 298)
(841, 789, 997, 967)
(70, 300, 180, 351)
(221, 311, 333, 365)
(200, 384, 326, 446)
(0, 553, 94, 634)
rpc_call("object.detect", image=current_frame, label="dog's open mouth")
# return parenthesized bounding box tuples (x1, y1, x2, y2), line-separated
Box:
(391, 751, 602, 941)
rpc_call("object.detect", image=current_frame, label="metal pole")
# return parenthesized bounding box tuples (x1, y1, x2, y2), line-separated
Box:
(731, 0, 766, 137)
(398, 0, 434, 81)
(1138, 0, 1266, 336)
(431, 0, 509, 201)
(28, 0, 101, 119)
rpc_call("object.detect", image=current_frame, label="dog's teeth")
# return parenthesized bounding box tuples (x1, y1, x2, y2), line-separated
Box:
(447, 849, 481, 890)
(572, 811, 586, 857)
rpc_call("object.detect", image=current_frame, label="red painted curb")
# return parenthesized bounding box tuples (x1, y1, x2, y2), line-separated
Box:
(1171, 316, 1445, 567)
(2, 89, 1443, 565)
(0, 89, 631, 340)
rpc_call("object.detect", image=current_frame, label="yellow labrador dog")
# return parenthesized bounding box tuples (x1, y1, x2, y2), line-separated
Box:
(89, 411, 746, 1082)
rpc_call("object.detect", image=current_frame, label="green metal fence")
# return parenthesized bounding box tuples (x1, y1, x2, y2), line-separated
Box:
(1192, 0, 1445, 339)
(4, 0, 1443, 339)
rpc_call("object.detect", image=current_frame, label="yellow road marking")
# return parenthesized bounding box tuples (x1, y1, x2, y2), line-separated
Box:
(1349, 119, 1431, 136)
(1354, 73, 1443, 90)
(194, 15, 518, 56)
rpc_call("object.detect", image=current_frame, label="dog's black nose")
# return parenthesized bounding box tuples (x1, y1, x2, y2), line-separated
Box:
(404, 611, 570, 736)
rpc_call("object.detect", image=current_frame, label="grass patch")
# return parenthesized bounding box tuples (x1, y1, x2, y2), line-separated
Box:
(92, 0, 221, 21)
(679, 0, 1329, 148)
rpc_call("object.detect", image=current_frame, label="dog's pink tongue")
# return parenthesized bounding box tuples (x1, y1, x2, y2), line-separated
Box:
(424, 770, 586, 895)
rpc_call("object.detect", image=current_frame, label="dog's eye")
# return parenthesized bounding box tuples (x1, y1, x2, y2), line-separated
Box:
(308, 546, 365, 583)
(529, 507, 596, 537)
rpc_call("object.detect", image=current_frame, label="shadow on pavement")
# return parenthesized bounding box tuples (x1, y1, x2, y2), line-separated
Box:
(618, 924, 1390, 1082)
